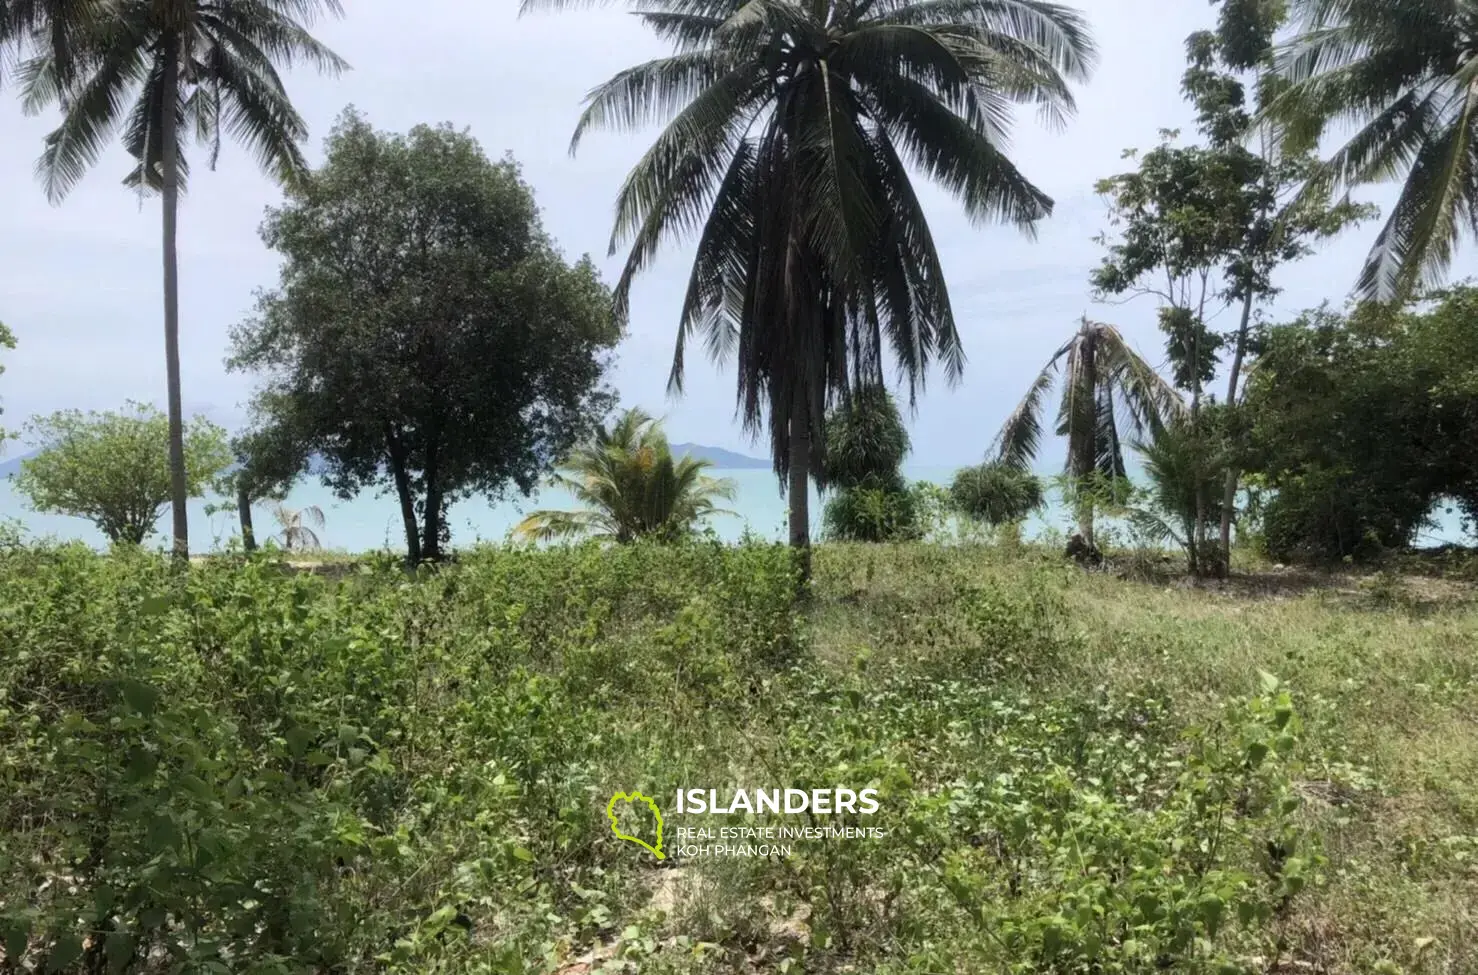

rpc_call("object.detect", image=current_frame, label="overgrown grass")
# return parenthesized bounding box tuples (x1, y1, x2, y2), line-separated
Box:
(0, 541, 1473, 973)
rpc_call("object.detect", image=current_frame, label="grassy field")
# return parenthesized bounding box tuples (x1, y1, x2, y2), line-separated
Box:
(0, 541, 1473, 973)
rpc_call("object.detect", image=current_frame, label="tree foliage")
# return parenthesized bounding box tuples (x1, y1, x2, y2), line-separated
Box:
(11, 0, 346, 202)
(13, 402, 230, 545)
(1243, 287, 1478, 560)
(230, 111, 621, 563)
(950, 461, 1045, 527)
(823, 386, 910, 492)
(270, 503, 325, 552)
(1129, 417, 1229, 569)
(1093, 0, 1371, 574)
(821, 387, 920, 542)
(514, 407, 735, 544)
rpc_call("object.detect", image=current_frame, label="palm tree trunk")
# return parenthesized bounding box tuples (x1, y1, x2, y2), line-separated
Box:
(1218, 288, 1255, 578)
(160, 33, 189, 562)
(788, 380, 811, 586)
(1076, 320, 1096, 552)
(1077, 502, 1094, 551)
(237, 483, 257, 552)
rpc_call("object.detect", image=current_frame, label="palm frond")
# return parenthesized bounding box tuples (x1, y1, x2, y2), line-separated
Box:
(32, 40, 146, 202)
(1267, 0, 1475, 300)
(992, 342, 1064, 470)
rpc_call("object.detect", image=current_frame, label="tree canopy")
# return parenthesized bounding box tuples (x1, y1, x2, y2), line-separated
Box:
(1243, 286, 1478, 560)
(229, 111, 620, 563)
(13, 402, 230, 545)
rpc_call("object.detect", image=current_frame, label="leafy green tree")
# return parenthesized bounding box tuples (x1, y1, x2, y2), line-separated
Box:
(525, 0, 1096, 580)
(514, 408, 735, 543)
(822, 485, 925, 544)
(1243, 287, 1478, 560)
(950, 461, 1044, 527)
(821, 387, 920, 542)
(9, 0, 346, 559)
(231, 111, 621, 563)
(1267, 0, 1478, 301)
(13, 402, 230, 545)
(994, 317, 1182, 550)
(1094, 0, 1370, 574)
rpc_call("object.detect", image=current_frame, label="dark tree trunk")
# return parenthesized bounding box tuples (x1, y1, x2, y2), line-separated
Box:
(161, 32, 188, 562)
(384, 424, 421, 565)
(1188, 293, 1206, 578)
(1218, 288, 1255, 578)
(237, 483, 257, 553)
(788, 380, 812, 586)
(421, 439, 443, 563)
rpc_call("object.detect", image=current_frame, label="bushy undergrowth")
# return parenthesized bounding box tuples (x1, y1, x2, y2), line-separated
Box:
(0, 541, 1472, 973)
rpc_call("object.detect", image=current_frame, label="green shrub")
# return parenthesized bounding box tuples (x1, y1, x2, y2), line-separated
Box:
(0, 543, 1412, 973)
(823, 483, 923, 542)
(949, 461, 1045, 526)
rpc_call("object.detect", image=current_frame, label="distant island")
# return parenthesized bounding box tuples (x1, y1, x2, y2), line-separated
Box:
(669, 443, 770, 469)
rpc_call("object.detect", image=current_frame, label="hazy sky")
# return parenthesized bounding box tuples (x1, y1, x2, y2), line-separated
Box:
(0, 0, 1393, 466)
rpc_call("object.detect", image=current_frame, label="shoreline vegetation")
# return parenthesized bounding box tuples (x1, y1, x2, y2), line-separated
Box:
(1, 540, 1474, 973)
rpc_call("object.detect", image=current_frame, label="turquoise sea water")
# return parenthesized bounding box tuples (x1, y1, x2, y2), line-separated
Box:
(0, 467, 952, 552)
(0, 466, 1468, 553)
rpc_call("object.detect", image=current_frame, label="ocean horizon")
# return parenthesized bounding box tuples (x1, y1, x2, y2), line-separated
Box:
(1, 465, 1470, 553)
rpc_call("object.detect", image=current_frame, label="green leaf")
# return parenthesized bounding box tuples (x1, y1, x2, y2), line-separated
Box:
(1258, 669, 1280, 693)
(140, 595, 173, 616)
(512, 845, 535, 862)
(124, 746, 158, 783)
(120, 678, 161, 716)
(178, 774, 213, 800)
(104, 932, 135, 973)
(1198, 893, 1225, 936)
(4, 919, 30, 962)
(46, 932, 83, 972)
(285, 726, 315, 758)
(146, 814, 179, 853)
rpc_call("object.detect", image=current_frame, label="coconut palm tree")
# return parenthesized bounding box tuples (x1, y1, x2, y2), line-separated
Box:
(7, 0, 346, 559)
(270, 502, 324, 552)
(1267, 0, 1478, 300)
(522, 0, 1095, 580)
(993, 317, 1182, 548)
(515, 408, 736, 544)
